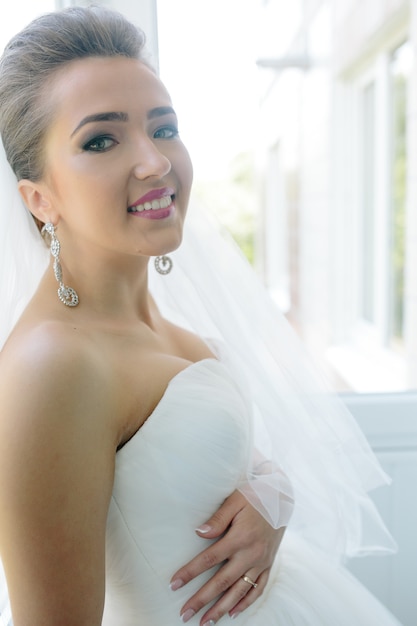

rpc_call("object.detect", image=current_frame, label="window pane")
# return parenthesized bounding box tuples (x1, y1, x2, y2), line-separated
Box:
(389, 41, 411, 347)
(361, 81, 376, 324)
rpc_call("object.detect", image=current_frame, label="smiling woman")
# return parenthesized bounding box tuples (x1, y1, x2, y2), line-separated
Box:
(0, 8, 287, 625)
(0, 5, 403, 626)
(18, 55, 192, 265)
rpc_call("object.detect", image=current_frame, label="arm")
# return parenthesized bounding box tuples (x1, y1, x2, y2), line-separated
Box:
(0, 329, 115, 626)
(171, 490, 286, 625)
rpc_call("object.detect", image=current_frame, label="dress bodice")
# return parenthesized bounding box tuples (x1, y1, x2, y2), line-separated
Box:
(0, 359, 403, 626)
(103, 358, 252, 625)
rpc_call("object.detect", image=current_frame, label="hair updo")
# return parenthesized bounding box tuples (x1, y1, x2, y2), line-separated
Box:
(0, 5, 148, 182)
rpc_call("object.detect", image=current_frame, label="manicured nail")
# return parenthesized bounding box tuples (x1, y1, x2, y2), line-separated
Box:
(170, 578, 184, 591)
(202, 621, 216, 626)
(181, 608, 195, 623)
(230, 612, 240, 620)
(195, 524, 212, 534)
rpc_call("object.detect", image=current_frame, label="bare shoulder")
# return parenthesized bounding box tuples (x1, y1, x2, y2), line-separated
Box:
(1, 318, 98, 375)
(0, 320, 116, 624)
(0, 319, 115, 443)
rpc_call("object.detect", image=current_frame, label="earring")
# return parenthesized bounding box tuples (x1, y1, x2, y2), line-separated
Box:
(41, 222, 79, 307)
(154, 255, 173, 275)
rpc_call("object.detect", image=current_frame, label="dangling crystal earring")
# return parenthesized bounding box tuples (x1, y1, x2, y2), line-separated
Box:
(41, 222, 79, 307)
(154, 255, 173, 275)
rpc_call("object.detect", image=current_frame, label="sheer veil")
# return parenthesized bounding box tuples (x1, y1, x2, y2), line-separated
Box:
(0, 141, 48, 350)
(149, 204, 396, 558)
(0, 132, 395, 598)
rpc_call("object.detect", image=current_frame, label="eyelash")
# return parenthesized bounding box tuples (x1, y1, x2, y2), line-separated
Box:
(82, 124, 179, 152)
(82, 135, 116, 152)
(153, 125, 179, 139)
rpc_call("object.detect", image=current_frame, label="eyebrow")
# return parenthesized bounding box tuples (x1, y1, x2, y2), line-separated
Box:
(71, 106, 177, 137)
(71, 111, 128, 137)
(147, 106, 176, 119)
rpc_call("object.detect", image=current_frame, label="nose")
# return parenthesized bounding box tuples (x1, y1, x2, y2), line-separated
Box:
(132, 136, 171, 180)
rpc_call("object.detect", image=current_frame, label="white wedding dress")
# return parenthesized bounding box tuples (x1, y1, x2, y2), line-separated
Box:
(102, 357, 402, 626)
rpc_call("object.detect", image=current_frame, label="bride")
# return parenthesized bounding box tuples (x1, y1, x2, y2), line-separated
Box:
(0, 5, 402, 625)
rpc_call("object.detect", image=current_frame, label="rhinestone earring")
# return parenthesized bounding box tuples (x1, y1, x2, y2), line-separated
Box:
(154, 255, 173, 275)
(41, 222, 79, 307)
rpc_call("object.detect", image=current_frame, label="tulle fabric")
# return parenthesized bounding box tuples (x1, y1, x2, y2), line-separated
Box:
(103, 357, 252, 625)
(241, 532, 402, 625)
(149, 209, 396, 558)
(0, 561, 11, 626)
(105, 358, 401, 625)
(104, 358, 401, 625)
(0, 141, 48, 350)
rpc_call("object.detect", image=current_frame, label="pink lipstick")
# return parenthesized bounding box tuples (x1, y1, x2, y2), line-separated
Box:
(128, 187, 175, 220)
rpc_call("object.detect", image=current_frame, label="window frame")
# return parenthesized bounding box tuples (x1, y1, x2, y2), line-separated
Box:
(328, 27, 412, 393)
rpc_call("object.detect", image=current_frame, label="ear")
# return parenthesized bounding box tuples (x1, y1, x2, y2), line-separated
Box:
(17, 179, 58, 226)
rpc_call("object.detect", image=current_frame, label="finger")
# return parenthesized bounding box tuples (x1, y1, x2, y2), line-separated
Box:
(170, 536, 233, 590)
(229, 569, 270, 619)
(178, 557, 262, 622)
(197, 569, 267, 625)
(195, 491, 246, 538)
(173, 528, 271, 603)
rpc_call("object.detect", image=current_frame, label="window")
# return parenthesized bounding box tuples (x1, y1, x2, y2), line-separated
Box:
(389, 41, 411, 348)
(330, 38, 413, 392)
(360, 81, 376, 325)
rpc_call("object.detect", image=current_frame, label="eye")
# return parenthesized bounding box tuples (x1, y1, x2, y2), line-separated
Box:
(153, 125, 179, 140)
(82, 135, 117, 152)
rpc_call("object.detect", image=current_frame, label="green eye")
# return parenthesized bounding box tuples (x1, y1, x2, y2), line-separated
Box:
(153, 126, 179, 139)
(83, 136, 116, 152)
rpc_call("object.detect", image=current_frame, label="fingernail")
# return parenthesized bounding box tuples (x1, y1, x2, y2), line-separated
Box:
(202, 621, 216, 626)
(181, 608, 195, 623)
(195, 524, 212, 534)
(230, 612, 240, 620)
(170, 578, 184, 591)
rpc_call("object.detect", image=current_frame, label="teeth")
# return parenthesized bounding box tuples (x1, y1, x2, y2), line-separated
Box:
(160, 196, 171, 209)
(129, 195, 172, 212)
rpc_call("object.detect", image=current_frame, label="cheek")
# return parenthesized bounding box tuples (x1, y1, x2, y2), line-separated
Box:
(44, 171, 69, 205)
(47, 160, 116, 204)
(43, 154, 80, 205)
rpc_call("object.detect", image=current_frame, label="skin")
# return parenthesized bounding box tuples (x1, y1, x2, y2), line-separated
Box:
(0, 56, 283, 626)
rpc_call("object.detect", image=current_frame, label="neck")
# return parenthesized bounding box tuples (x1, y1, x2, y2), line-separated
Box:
(42, 250, 158, 327)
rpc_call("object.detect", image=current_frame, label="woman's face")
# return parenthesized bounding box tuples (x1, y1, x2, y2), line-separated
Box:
(35, 56, 193, 260)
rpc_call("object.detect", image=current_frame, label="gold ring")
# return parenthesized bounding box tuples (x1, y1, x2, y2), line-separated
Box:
(242, 574, 258, 588)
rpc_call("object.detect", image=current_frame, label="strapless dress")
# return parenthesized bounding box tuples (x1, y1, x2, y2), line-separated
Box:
(102, 358, 402, 625)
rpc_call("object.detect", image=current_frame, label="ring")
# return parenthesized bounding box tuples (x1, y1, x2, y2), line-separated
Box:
(242, 574, 258, 588)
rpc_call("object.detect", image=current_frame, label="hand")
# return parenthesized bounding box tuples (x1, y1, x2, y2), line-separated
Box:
(170, 490, 285, 625)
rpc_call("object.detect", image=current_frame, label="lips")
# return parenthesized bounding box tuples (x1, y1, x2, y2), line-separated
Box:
(128, 194, 173, 213)
(128, 186, 175, 212)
